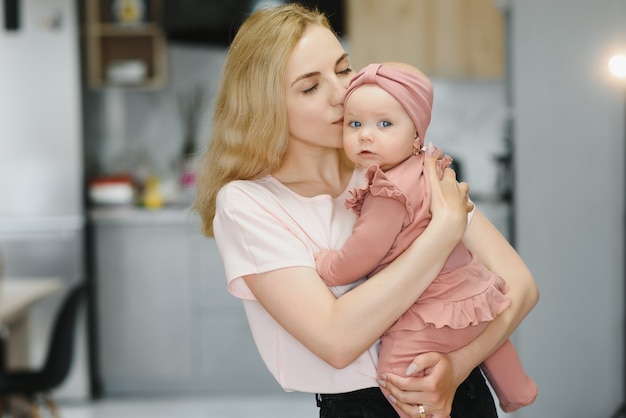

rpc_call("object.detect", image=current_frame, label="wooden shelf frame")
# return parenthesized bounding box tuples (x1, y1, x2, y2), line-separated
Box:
(84, 0, 168, 90)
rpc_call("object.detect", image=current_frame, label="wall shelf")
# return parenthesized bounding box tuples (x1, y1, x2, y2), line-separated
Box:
(84, 0, 167, 90)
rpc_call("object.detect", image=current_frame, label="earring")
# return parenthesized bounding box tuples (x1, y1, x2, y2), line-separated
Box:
(413, 133, 421, 155)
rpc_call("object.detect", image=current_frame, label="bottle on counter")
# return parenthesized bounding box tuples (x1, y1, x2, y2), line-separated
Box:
(143, 176, 164, 210)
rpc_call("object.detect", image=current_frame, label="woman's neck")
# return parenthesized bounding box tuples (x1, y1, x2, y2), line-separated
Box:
(272, 148, 353, 198)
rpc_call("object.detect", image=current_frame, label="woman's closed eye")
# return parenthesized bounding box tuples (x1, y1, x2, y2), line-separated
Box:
(302, 68, 352, 95)
(303, 83, 319, 95)
(337, 67, 353, 76)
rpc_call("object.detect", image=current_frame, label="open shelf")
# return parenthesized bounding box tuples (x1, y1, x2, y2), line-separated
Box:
(84, 0, 167, 90)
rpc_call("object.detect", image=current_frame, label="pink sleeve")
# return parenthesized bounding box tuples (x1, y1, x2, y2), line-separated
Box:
(317, 195, 406, 286)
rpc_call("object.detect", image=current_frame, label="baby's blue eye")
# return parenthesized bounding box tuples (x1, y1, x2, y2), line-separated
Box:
(348, 121, 361, 128)
(379, 120, 392, 128)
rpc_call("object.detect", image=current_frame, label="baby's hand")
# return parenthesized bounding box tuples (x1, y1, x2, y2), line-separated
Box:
(314, 249, 330, 272)
(314, 249, 330, 261)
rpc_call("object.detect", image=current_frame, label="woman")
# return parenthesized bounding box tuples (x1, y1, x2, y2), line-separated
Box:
(193, 4, 539, 418)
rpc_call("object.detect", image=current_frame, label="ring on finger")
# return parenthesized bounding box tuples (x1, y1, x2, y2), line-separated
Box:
(417, 403, 426, 418)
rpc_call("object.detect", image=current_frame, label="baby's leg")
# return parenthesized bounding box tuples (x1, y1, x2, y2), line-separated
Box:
(377, 325, 485, 418)
(377, 329, 424, 418)
(480, 339, 538, 412)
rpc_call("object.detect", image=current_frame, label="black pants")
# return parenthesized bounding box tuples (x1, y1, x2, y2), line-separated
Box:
(315, 367, 498, 418)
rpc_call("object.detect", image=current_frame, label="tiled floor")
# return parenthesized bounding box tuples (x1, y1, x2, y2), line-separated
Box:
(57, 393, 317, 418)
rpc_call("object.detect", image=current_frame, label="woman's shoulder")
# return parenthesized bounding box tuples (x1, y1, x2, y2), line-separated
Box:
(216, 176, 277, 205)
(216, 176, 313, 221)
(214, 176, 291, 239)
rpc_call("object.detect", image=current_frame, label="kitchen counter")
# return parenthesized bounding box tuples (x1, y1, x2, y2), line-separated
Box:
(89, 206, 199, 226)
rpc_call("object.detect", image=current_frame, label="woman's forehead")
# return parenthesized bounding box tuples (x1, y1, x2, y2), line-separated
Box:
(285, 24, 345, 79)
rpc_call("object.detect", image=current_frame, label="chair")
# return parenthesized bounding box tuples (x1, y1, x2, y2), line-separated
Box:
(0, 283, 85, 418)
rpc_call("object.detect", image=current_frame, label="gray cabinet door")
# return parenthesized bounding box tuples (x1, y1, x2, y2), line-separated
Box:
(94, 222, 194, 394)
(92, 213, 278, 395)
(189, 232, 277, 391)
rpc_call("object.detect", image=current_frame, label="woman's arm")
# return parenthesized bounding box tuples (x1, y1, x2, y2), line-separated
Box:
(383, 209, 539, 417)
(243, 153, 471, 368)
(448, 209, 539, 376)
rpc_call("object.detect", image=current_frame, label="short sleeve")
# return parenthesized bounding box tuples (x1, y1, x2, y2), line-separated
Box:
(467, 198, 476, 225)
(213, 181, 316, 300)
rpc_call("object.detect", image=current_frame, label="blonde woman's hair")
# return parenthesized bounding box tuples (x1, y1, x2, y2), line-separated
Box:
(193, 3, 333, 236)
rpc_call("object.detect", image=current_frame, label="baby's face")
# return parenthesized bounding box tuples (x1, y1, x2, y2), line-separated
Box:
(343, 85, 419, 171)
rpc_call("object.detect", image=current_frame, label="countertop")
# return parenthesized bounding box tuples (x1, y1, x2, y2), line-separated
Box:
(89, 205, 200, 226)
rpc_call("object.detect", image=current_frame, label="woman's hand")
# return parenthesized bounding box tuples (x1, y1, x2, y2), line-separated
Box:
(423, 142, 473, 246)
(381, 351, 465, 418)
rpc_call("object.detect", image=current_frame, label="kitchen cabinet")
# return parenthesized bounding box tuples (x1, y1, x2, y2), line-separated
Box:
(345, 0, 504, 78)
(83, 0, 167, 89)
(90, 208, 277, 394)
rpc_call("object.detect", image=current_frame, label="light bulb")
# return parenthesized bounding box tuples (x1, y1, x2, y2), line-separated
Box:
(609, 54, 626, 78)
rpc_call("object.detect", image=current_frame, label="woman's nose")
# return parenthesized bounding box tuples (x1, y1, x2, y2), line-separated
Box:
(330, 77, 347, 105)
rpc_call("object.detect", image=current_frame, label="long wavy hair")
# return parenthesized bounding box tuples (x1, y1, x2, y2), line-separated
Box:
(193, 3, 334, 236)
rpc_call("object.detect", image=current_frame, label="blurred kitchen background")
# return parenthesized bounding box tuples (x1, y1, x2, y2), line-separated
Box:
(0, 0, 624, 417)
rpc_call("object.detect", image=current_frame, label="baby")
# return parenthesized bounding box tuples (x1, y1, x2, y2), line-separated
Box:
(316, 62, 537, 416)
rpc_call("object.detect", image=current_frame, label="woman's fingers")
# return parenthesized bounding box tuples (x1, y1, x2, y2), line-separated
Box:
(457, 181, 474, 213)
(423, 143, 468, 234)
(423, 142, 444, 188)
(381, 352, 456, 418)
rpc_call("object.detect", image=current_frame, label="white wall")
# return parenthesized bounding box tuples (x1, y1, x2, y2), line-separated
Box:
(512, 1, 625, 416)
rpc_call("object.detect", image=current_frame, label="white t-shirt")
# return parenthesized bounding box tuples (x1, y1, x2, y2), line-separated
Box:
(213, 168, 380, 393)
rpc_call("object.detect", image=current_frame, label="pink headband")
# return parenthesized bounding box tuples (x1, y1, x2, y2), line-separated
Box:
(344, 63, 433, 148)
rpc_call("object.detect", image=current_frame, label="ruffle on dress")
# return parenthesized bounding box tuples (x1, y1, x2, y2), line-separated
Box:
(391, 263, 511, 332)
(346, 152, 452, 221)
(346, 164, 415, 220)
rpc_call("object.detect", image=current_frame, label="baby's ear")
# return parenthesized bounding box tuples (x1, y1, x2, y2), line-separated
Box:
(412, 135, 422, 153)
